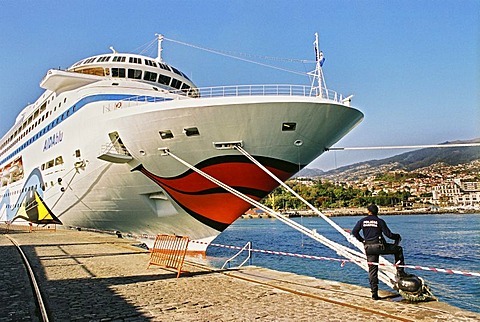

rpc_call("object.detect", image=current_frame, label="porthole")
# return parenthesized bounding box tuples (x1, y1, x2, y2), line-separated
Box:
(294, 140, 303, 147)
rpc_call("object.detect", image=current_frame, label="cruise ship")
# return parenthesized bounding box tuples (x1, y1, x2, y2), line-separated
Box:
(0, 34, 363, 250)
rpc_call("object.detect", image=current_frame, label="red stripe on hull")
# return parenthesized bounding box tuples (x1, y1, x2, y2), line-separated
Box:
(140, 161, 292, 225)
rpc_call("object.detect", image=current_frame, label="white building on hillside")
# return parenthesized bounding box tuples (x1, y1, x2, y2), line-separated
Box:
(432, 179, 480, 208)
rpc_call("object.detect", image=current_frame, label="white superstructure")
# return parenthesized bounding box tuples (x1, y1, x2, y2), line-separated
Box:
(0, 35, 363, 250)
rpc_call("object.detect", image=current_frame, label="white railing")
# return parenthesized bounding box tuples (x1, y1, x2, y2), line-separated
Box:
(181, 84, 344, 102)
(103, 84, 346, 112)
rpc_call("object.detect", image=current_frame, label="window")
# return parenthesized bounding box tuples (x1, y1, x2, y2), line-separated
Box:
(181, 83, 191, 94)
(111, 68, 126, 78)
(158, 74, 171, 86)
(159, 130, 174, 140)
(144, 71, 158, 82)
(45, 159, 54, 169)
(171, 78, 182, 89)
(282, 122, 297, 131)
(144, 59, 157, 67)
(129, 57, 142, 64)
(55, 156, 64, 165)
(83, 57, 97, 64)
(171, 67, 183, 76)
(72, 60, 84, 67)
(184, 127, 200, 137)
(97, 56, 111, 62)
(113, 56, 126, 62)
(158, 63, 171, 71)
(128, 69, 142, 79)
(75, 67, 105, 76)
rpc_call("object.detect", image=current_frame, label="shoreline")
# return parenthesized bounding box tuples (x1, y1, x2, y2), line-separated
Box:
(242, 207, 480, 219)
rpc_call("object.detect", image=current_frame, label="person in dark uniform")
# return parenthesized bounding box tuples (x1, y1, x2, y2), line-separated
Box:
(352, 204, 408, 300)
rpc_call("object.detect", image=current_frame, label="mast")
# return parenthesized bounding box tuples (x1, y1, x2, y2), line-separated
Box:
(309, 32, 327, 98)
(155, 33, 164, 62)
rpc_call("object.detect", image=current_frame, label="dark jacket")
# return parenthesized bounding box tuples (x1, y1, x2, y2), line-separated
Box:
(352, 215, 401, 243)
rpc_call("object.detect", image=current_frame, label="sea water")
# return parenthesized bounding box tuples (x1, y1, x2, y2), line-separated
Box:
(206, 213, 480, 313)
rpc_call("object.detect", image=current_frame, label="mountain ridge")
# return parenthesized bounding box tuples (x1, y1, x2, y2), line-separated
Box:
(298, 138, 480, 181)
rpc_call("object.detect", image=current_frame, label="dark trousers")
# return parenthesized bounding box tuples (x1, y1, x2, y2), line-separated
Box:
(365, 243, 405, 294)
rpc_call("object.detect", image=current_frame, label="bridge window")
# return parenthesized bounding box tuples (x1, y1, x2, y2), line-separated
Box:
(171, 67, 183, 76)
(144, 71, 158, 82)
(171, 78, 182, 90)
(111, 68, 126, 78)
(97, 56, 111, 62)
(83, 57, 97, 64)
(158, 63, 171, 71)
(128, 69, 142, 79)
(158, 74, 171, 86)
(145, 59, 157, 67)
(113, 56, 126, 62)
(129, 57, 142, 64)
(74, 67, 105, 76)
(181, 83, 191, 94)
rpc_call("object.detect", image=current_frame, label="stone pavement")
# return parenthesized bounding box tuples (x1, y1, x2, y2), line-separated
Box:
(0, 227, 479, 321)
(0, 233, 39, 321)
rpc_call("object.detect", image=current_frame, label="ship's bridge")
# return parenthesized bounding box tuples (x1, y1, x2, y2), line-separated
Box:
(41, 35, 199, 96)
(63, 53, 198, 97)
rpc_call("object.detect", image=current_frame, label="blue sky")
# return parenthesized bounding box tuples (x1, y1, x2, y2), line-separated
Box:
(0, 1, 478, 170)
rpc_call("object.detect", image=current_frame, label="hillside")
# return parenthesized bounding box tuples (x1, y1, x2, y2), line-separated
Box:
(297, 138, 480, 181)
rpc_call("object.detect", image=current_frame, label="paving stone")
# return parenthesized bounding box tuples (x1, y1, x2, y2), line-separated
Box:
(1, 227, 479, 321)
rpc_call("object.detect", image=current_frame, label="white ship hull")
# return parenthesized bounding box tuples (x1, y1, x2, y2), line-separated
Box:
(0, 39, 363, 250)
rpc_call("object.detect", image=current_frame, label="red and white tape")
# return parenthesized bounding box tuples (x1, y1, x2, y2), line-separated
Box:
(190, 240, 480, 278)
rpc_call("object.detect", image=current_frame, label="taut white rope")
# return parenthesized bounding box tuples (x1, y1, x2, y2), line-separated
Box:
(165, 150, 395, 288)
(326, 142, 480, 151)
(235, 146, 397, 278)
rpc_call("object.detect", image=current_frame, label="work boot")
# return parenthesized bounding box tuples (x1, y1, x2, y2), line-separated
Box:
(371, 292, 380, 300)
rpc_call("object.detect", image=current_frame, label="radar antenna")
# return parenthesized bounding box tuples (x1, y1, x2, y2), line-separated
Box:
(308, 33, 327, 98)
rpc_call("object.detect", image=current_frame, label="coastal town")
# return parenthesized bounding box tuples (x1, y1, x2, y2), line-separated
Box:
(245, 159, 480, 218)
(334, 159, 480, 210)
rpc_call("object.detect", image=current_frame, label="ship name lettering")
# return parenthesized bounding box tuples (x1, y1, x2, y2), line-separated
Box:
(43, 131, 63, 151)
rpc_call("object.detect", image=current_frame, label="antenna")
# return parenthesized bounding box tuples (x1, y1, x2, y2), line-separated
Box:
(155, 33, 164, 62)
(308, 33, 327, 98)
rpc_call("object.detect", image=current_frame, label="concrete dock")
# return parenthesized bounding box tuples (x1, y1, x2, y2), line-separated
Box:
(1, 227, 478, 321)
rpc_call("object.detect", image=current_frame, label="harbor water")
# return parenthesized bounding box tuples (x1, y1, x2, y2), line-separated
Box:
(206, 213, 480, 313)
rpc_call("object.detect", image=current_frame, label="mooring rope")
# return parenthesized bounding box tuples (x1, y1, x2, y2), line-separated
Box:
(164, 150, 395, 287)
(326, 142, 480, 151)
(234, 146, 397, 277)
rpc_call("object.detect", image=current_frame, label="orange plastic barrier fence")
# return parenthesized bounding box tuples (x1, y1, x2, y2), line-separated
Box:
(147, 234, 190, 278)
